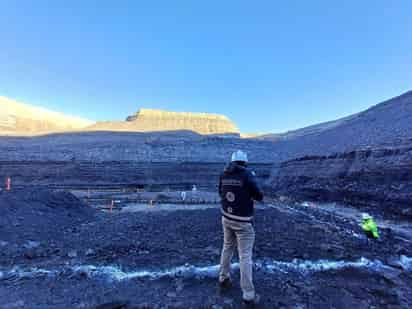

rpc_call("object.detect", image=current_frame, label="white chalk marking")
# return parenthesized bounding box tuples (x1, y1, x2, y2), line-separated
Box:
(1, 256, 410, 283)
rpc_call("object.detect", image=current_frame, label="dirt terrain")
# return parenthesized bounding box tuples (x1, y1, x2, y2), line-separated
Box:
(0, 189, 411, 308)
(268, 141, 412, 217)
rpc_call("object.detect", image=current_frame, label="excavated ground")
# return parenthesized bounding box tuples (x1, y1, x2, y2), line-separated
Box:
(0, 189, 411, 309)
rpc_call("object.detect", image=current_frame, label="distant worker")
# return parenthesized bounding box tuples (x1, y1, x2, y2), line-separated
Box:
(218, 150, 264, 306)
(361, 213, 380, 239)
(5, 177, 11, 191)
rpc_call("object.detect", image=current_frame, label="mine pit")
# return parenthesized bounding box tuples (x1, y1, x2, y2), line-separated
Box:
(1, 188, 412, 308)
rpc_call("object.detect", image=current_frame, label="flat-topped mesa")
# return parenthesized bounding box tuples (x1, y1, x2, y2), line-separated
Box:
(121, 108, 240, 135)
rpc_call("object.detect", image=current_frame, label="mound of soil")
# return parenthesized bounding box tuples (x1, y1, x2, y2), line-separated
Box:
(1, 188, 89, 209)
(0, 188, 95, 263)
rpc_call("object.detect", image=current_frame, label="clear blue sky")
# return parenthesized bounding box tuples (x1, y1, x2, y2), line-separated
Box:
(1, 1, 411, 133)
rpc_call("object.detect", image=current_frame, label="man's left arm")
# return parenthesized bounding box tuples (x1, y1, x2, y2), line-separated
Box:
(218, 175, 223, 197)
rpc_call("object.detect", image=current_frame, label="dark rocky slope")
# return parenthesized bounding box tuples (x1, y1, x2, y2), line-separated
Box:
(262, 90, 412, 155)
(0, 161, 272, 190)
(0, 131, 277, 162)
(1, 91, 411, 197)
(268, 141, 412, 218)
(0, 189, 95, 251)
(0, 131, 276, 189)
(264, 90, 412, 216)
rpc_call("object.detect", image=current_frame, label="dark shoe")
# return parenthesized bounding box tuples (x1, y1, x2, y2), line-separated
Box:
(218, 278, 233, 292)
(242, 294, 261, 307)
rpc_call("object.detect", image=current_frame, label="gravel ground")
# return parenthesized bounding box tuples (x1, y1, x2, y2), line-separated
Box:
(0, 189, 411, 308)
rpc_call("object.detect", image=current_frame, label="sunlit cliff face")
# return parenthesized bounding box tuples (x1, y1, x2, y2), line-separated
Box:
(86, 108, 240, 136)
(0, 97, 240, 136)
(0, 96, 93, 135)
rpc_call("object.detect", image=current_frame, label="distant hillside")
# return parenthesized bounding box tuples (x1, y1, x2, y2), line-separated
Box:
(265, 90, 412, 212)
(86, 108, 240, 136)
(260, 90, 412, 157)
(1, 90, 411, 155)
(1, 90, 411, 194)
(0, 97, 240, 136)
(0, 97, 93, 135)
(260, 114, 357, 141)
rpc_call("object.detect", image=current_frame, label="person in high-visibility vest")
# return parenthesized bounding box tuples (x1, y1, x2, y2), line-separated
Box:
(361, 213, 379, 239)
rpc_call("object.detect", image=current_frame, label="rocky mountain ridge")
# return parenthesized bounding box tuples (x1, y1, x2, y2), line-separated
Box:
(262, 90, 412, 217)
(268, 140, 412, 218)
(262, 90, 412, 151)
(0, 97, 240, 136)
(0, 96, 92, 135)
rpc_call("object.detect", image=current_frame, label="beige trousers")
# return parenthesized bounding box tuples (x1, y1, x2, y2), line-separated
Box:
(219, 216, 255, 301)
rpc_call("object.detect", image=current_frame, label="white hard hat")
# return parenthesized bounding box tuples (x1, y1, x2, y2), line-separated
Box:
(231, 150, 248, 163)
(361, 213, 372, 220)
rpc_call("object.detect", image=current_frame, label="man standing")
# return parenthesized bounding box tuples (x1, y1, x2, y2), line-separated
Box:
(218, 150, 264, 306)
